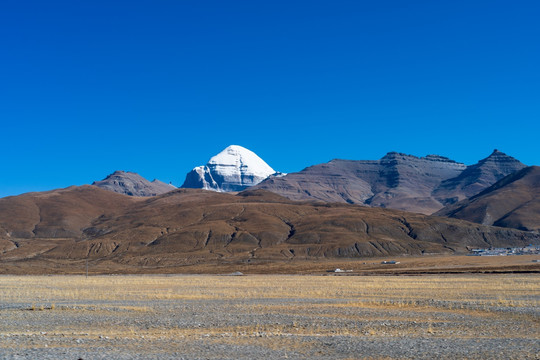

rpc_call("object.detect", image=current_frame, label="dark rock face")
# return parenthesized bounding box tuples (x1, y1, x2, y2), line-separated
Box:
(254, 152, 467, 214)
(182, 166, 219, 190)
(92, 171, 176, 197)
(366, 152, 467, 212)
(254, 150, 527, 215)
(433, 150, 526, 205)
(435, 166, 540, 231)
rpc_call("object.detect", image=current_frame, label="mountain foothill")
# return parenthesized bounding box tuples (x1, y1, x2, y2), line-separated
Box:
(0, 145, 538, 271)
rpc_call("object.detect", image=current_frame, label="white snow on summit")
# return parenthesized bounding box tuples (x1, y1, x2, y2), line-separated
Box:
(182, 145, 277, 192)
(208, 145, 275, 178)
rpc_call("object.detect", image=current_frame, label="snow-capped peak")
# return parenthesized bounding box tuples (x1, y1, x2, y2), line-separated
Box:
(208, 145, 275, 178)
(181, 145, 278, 192)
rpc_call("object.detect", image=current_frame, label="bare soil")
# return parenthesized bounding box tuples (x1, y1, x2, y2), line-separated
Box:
(1, 254, 539, 275)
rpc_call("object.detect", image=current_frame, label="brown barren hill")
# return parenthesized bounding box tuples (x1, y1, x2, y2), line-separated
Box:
(0, 186, 139, 259)
(435, 166, 540, 231)
(0, 186, 538, 273)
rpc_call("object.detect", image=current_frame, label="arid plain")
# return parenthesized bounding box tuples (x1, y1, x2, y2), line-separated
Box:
(1, 273, 538, 359)
(1, 154, 539, 359)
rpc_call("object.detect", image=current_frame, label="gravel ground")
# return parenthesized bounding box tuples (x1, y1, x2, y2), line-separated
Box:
(0, 275, 538, 359)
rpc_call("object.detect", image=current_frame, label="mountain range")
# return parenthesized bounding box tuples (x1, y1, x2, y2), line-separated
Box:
(88, 146, 535, 231)
(253, 149, 526, 214)
(1, 146, 538, 272)
(94, 147, 526, 216)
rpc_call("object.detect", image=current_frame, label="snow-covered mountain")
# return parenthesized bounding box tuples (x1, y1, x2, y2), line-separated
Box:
(181, 145, 279, 192)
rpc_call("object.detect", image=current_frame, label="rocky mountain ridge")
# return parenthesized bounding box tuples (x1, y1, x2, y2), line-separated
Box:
(89, 148, 526, 218)
(435, 166, 540, 231)
(254, 150, 526, 214)
(92, 171, 176, 197)
(432, 149, 527, 205)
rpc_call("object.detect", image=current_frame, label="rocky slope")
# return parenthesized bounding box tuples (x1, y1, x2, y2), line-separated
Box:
(0, 186, 537, 269)
(92, 171, 176, 196)
(182, 145, 278, 192)
(254, 150, 526, 214)
(254, 152, 467, 214)
(432, 150, 526, 205)
(435, 166, 540, 231)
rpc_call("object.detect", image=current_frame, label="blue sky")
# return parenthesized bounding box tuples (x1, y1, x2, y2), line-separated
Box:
(1, 0, 539, 197)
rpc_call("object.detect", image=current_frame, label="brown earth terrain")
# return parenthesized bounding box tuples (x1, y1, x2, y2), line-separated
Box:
(0, 254, 539, 275)
(0, 186, 539, 274)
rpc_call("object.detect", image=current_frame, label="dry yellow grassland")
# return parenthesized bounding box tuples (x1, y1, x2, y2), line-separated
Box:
(0, 274, 538, 359)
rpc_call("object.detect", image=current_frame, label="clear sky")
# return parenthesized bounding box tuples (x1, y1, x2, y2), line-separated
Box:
(1, 0, 539, 197)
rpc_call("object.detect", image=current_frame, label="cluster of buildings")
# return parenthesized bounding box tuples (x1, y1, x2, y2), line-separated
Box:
(469, 245, 540, 256)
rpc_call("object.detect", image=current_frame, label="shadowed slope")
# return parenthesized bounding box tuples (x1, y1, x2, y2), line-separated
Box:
(433, 150, 526, 205)
(435, 166, 540, 231)
(254, 150, 527, 215)
(253, 152, 466, 214)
